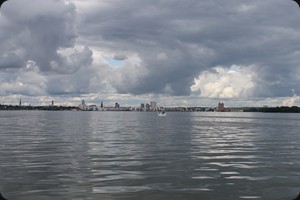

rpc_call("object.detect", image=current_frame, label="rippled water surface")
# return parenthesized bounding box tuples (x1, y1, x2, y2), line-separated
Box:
(0, 111, 300, 200)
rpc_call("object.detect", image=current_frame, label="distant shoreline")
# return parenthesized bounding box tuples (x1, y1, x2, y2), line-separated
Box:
(1, 104, 300, 113)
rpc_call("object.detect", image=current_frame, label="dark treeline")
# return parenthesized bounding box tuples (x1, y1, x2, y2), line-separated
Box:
(244, 106, 300, 113)
(0, 104, 78, 111)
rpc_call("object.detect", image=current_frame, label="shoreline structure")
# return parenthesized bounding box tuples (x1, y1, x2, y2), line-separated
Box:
(1, 103, 300, 113)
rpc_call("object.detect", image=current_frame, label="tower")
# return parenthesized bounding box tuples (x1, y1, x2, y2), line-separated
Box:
(218, 102, 225, 112)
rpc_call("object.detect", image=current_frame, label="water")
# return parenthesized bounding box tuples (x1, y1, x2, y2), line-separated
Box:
(0, 111, 300, 200)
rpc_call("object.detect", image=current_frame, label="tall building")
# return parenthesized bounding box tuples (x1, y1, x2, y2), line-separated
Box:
(79, 99, 87, 110)
(19, 99, 21, 107)
(150, 101, 157, 110)
(146, 103, 150, 110)
(217, 102, 225, 112)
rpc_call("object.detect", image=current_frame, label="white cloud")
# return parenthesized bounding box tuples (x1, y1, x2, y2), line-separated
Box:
(1, 0, 300, 106)
(0, 61, 47, 96)
(191, 65, 255, 98)
(282, 94, 300, 107)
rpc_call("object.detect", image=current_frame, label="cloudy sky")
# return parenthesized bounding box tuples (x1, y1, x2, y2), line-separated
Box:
(1, 0, 300, 107)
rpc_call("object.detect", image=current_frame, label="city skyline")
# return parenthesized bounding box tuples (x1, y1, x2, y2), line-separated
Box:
(1, 0, 300, 107)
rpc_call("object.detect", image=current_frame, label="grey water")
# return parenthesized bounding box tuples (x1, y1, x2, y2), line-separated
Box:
(0, 111, 300, 200)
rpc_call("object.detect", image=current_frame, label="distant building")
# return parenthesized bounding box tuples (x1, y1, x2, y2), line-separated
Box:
(146, 103, 150, 111)
(88, 105, 98, 111)
(140, 103, 147, 111)
(115, 102, 120, 109)
(19, 99, 21, 107)
(150, 102, 157, 107)
(78, 99, 88, 110)
(150, 101, 157, 109)
(216, 102, 225, 112)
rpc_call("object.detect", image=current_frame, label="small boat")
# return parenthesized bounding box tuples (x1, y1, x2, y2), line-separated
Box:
(158, 110, 167, 117)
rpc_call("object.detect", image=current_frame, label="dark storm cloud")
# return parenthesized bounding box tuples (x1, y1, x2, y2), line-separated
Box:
(0, 0, 92, 73)
(78, 0, 219, 95)
(0, 52, 23, 69)
(1, 0, 300, 102)
(77, 0, 300, 97)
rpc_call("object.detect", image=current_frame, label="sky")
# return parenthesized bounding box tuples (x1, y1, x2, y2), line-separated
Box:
(1, 0, 300, 107)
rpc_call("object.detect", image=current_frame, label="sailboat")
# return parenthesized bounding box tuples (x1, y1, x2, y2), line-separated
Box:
(158, 100, 167, 117)
(158, 109, 167, 117)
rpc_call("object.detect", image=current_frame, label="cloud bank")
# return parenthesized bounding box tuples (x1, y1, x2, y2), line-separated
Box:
(1, 0, 300, 106)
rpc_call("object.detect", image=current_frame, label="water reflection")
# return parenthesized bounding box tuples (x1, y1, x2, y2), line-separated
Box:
(0, 111, 300, 199)
(0, 111, 95, 198)
(189, 112, 300, 199)
(87, 112, 197, 196)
